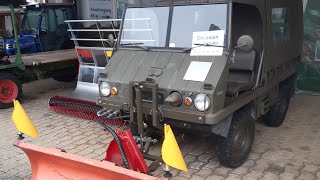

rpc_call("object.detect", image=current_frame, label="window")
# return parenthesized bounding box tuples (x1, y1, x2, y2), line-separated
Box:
(47, 8, 57, 32)
(120, 7, 170, 47)
(4, 16, 13, 38)
(170, 4, 228, 48)
(21, 9, 42, 34)
(120, 4, 229, 49)
(272, 8, 289, 43)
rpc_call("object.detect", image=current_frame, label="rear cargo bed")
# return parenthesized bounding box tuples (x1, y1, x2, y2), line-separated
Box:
(9, 49, 77, 66)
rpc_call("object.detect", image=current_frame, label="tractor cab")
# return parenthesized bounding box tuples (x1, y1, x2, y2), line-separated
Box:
(6, 3, 76, 55)
(0, 6, 24, 39)
(97, 0, 303, 168)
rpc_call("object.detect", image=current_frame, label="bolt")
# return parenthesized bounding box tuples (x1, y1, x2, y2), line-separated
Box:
(199, 117, 202, 120)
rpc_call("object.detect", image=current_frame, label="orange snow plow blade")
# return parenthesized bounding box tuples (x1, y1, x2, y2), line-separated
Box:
(14, 140, 158, 180)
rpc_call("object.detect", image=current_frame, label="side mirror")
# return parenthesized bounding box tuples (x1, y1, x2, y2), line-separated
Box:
(107, 34, 115, 47)
(0, 36, 5, 59)
(236, 35, 254, 51)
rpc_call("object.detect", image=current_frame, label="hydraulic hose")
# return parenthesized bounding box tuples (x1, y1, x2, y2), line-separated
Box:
(99, 122, 130, 169)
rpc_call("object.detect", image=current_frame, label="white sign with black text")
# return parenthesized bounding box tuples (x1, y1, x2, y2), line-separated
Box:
(89, 0, 115, 19)
(190, 30, 225, 56)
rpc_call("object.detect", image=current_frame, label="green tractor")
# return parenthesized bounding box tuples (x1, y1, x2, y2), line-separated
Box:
(0, 1, 78, 109)
(0, 3, 25, 109)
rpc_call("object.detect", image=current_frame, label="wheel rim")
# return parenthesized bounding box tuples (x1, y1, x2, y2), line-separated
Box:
(0, 80, 18, 103)
(232, 124, 249, 157)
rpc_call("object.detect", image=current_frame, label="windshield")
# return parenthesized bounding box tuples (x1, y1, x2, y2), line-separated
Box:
(170, 4, 228, 48)
(121, 7, 169, 47)
(120, 4, 229, 49)
(21, 8, 42, 35)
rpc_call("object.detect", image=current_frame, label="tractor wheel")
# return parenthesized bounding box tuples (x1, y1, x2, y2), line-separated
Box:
(216, 110, 255, 168)
(264, 83, 292, 127)
(0, 73, 22, 109)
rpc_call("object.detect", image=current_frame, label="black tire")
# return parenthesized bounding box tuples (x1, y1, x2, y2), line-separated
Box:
(216, 110, 255, 168)
(264, 83, 292, 127)
(0, 73, 23, 109)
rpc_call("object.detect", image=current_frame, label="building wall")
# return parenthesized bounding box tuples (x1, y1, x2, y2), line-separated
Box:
(298, 0, 320, 92)
(75, 0, 159, 27)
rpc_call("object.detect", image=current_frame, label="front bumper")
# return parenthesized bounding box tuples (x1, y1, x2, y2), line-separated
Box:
(97, 97, 225, 125)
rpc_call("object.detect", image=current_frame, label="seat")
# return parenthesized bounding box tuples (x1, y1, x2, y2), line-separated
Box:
(226, 49, 257, 97)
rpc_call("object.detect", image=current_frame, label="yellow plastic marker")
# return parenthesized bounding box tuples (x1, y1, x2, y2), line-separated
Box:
(106, 50, 113, 58)
(12, 100, 38, 138)
(161, 124, 188, 172)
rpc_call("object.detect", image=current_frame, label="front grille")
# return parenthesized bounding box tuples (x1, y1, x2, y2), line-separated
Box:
(6, 44, 13, 49)
(141, 91, 164, 104)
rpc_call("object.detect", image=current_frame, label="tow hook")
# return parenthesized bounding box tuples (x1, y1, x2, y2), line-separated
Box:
(134, 135, 158, 154)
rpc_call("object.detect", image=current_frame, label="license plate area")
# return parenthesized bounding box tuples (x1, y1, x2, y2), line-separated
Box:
(141, 91, 164, 104)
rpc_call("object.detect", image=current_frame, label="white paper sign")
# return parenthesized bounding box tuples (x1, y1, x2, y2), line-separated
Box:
(89, 0, 115, 19)
(190, 30, 225, 56)
(183, 61, 212, 82)
(169, 43, 176, 47)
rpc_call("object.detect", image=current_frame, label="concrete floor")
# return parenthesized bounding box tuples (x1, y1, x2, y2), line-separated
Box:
(0, 79, 320, 180)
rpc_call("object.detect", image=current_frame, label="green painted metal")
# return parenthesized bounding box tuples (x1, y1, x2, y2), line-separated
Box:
(9, 4, 25, 71)
(298, 0, 320, 92)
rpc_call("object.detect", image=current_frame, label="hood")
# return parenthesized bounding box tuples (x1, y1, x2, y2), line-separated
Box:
(103, 49, 227, 93)
(6, 35, 35, 49)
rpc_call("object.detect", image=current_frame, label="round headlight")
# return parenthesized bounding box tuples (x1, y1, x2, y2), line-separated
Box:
(100, 82, 111, 96)
(194, 94, 211, 112)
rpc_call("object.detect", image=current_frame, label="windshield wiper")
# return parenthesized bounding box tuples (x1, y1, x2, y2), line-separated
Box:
(120, 43, 149, 50)
(183, 43, 225, 52)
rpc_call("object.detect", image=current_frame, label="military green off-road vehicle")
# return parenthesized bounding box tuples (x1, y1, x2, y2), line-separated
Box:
(97, 0, 303, 167)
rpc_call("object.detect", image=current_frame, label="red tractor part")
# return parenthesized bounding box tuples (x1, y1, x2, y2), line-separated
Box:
(0, 79, 18, 103)
(0, 73, 22, 109)
(49, 96, 125, 126)
(76, 49, 93, 58)
(13, 140, 157, 180)
(105, 129, 149, 173)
